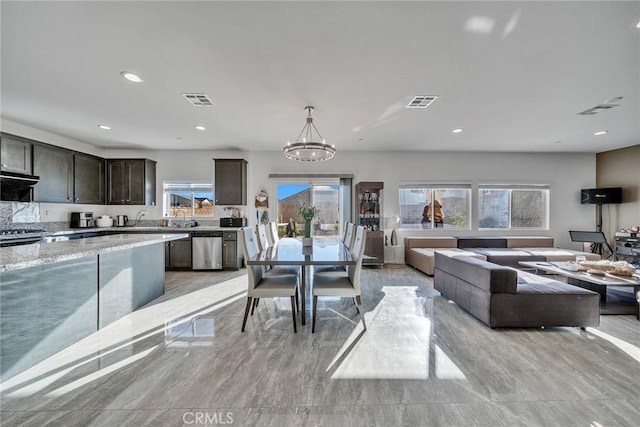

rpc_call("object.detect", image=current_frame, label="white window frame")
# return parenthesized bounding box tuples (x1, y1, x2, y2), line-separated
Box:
(398, 183, 472, 230)
(477, 184, 550, 231)
(163, 182, 215, 218)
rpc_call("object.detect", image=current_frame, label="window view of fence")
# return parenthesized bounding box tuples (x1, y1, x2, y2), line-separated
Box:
(163, 182, 214, 218)
(277, 183, 340, 238)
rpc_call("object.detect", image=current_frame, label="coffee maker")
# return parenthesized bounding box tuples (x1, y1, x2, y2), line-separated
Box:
(70, 212, 94, 228)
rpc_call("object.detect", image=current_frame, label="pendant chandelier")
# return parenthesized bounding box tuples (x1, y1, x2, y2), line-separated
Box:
(283, 106, 335, 162)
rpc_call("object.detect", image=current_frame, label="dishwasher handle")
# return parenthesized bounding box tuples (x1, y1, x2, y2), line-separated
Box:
(192, 231, 223, 238)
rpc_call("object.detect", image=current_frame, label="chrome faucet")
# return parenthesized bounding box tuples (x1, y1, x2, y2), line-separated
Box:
(174, 209, 187, 227)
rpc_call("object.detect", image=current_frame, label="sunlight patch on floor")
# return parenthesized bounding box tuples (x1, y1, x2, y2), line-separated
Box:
(1, 275, 247, 396)
(586, 327, 640, 364)
(329, 286, 465, 380)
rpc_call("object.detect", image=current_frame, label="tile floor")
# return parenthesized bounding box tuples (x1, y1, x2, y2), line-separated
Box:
(0, 266, 638, 426)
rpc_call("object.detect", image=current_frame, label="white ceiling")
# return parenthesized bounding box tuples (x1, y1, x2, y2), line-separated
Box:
(1, 1, 639, 153)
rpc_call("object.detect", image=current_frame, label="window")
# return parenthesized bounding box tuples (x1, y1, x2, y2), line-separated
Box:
(478, 185, 549, 230)
(163, 182, 214, 218)
(399, 185, 471, 229)
(276, 181, 341, 238)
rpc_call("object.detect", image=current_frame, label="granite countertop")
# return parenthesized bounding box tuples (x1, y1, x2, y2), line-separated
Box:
(49, 226, 244, 235)
(0, 233, 189, 272)
(0, 226, 244, 241)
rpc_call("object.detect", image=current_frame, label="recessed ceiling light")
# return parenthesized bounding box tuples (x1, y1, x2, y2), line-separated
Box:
(195, 125, 206, 131)
(120, 71, 143, 83)
(636, 21, 640, 29)
(97, 124, 111, 130)
(452, 128, 464, 133)
(594, 130, 608, 136)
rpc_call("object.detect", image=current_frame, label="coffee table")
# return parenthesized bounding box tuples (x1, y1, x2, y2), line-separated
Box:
(519, 261, 640, 319)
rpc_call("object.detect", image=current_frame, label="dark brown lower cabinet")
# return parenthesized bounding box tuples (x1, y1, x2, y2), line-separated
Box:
(165, 237, 192, 270)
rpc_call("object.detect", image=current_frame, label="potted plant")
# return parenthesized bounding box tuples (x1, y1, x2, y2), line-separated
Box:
(298, 203, 319, 246)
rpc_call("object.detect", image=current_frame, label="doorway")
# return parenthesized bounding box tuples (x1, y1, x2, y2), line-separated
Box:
(276, 181, 341, 239)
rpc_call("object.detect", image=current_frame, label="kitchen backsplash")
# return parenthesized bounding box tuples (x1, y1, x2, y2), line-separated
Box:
(0, 202, 222, 230)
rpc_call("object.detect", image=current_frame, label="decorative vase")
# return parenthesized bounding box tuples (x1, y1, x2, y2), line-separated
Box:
(390, 228, 397, 246)
(303, 219, 312, 246)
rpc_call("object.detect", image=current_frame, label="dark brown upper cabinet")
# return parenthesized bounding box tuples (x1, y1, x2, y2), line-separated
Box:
(107, 159, 156, 205)
(33, 144, 105, 204)
(214, 158, 247, 205)
(1, 133, 33, 175)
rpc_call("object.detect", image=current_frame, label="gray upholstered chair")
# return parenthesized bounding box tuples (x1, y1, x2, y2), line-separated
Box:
(240, 227, 299, 333)
(311, 226, 367, 333)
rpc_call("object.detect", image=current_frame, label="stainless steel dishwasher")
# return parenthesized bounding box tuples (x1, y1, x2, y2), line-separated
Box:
(192, 231, 223, 270)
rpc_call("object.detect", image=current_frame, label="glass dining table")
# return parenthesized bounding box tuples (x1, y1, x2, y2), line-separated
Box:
(246, 237, 355, 325)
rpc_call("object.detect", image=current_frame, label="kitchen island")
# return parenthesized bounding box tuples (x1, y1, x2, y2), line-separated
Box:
(0, 233, 188, 381)
(0, 226, 246, 271)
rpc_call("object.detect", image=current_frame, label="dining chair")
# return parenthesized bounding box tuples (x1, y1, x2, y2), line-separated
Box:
(339, 221, 348, 242)
(255, 223, 300, 274)
(240, 227, 299, 333)
(256, 224, 270, 252)
(311, 226, 367, 333)
(343, 222, 355, 250)
(269, 221, 280, 245)
(315, 222, 355, 275)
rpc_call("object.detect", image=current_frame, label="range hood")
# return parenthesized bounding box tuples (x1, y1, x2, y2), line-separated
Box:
(0, 171, 40, 202)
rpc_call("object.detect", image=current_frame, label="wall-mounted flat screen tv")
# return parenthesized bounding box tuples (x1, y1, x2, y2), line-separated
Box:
(580, 187, 622, 204)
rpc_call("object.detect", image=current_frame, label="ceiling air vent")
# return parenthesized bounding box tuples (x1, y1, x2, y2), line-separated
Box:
(406, 95, 439, 109)
(578, 97, 622, 115)
(182, 93, 214, 107)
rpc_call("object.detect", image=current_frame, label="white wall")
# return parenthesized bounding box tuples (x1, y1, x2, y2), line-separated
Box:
(246, 150, 596, 249)
(2, 120, 597, 248)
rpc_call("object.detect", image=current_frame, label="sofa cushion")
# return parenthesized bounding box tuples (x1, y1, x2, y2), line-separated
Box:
(457, 237, 507, 248)
(407, 248, 487, 275)
(519, 247, 601, 262)
(506, 236, 554, 248)
(465, 248, 546, 268)
(435, 252, 517, 294)
(404, 237, 457, 249)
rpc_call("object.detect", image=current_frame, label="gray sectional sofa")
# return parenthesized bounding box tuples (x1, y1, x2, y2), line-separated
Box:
(433, 252, 600, 328)
(405, 236, 600, 275)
